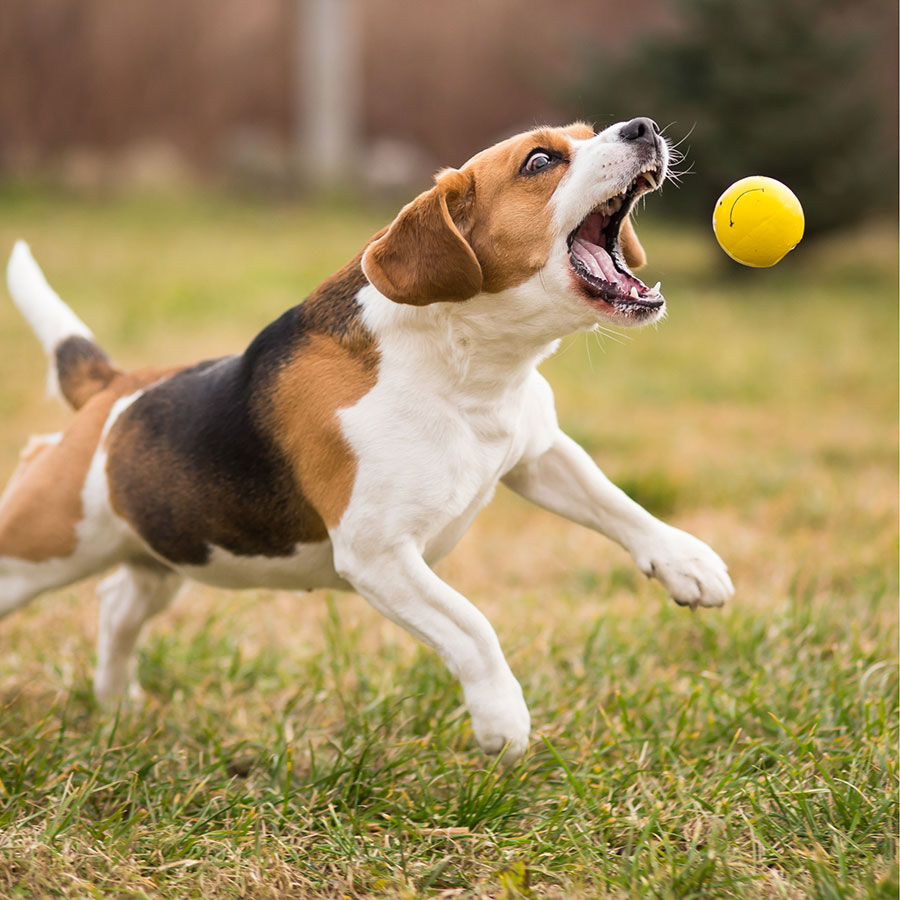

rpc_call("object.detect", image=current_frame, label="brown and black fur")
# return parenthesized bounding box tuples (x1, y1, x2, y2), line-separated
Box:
(105, 257, 377, 566)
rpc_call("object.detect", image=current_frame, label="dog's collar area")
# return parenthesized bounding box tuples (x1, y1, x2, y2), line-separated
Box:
(566, 167, 664, 315)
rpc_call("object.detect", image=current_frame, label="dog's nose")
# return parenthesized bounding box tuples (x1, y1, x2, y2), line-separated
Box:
(619, 117, 659, 146)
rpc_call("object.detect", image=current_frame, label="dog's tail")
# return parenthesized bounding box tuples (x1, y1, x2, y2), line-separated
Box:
(6, 241, 120, 410)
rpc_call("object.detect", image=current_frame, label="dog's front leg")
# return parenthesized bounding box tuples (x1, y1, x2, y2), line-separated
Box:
(331, 539, 530, 759)
(503, 430, 734, 609)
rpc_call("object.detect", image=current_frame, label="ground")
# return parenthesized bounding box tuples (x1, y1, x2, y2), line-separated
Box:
(0, 185, 896, 899)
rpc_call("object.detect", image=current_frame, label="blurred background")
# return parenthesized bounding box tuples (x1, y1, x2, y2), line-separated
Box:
(0, 0, 897, 231)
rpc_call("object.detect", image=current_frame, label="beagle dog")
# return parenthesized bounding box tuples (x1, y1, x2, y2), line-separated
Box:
(1, 119, 732, 760)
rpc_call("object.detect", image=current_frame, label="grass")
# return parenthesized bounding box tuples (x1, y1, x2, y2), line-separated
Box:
(0, 184, 896, 898)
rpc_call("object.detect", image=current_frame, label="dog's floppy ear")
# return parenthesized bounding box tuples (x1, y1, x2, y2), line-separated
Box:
(362, 169, 483, 305)
(620, 215, 647, 269)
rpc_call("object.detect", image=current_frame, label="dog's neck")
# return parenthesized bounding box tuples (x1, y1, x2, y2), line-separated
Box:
(358, 280, 561, 400)
(295, 256, 566, 402)
(298, 255, 373, 355)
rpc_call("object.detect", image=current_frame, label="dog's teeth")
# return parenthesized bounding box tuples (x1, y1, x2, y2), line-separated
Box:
(651, 281, 661, 294)
(644, 171, 658, 189)
(629, 286, 640, 299)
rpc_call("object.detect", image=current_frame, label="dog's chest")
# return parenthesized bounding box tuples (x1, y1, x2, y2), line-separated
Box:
(423, 402, 525, 557)
(339, 367, 543, 558)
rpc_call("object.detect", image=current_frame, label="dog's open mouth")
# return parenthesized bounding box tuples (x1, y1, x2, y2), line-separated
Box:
(567, 167, 664, 318)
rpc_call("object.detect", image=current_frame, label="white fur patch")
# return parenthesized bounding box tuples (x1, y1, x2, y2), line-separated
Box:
(176, 541, 346, 591)
(551, 122, 670, 237)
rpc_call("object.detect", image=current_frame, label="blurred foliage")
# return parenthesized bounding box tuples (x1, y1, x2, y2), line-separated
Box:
(569, 0, 897, 234)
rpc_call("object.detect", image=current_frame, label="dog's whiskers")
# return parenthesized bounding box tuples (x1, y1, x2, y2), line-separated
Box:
(661, 122, 696, 152)
(665, 162, 695, 189)
(592, 322, 629, 346)
(657, 124, 693, 195)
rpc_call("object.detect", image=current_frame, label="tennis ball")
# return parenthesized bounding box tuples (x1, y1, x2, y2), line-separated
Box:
(713, 176, 804, 267)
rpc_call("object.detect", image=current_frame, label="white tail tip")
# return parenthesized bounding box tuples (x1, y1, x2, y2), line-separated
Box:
(7, 240, 36, 296)
(6, 240, 94, 358)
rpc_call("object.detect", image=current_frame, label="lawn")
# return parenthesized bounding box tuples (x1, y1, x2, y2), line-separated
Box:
(0, 185, 896, 899)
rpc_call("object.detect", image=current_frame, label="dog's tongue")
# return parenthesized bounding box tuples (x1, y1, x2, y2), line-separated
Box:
(571, 238, 619, 283)
(572, 237, 649, 296)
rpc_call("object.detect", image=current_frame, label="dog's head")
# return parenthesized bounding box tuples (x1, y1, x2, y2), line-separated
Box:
(362, 119, 669, 333)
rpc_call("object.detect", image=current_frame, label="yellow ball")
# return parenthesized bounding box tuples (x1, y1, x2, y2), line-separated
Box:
(712, 176, 804, 267)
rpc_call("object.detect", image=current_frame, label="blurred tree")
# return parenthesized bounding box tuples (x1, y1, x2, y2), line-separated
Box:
(295, 0, 361, 189)
(570, 0, 896, 234)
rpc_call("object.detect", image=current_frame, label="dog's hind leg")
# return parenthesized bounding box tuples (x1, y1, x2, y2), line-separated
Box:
(0, 565, 63, 618)
(0, 367, 155, 622)
(0, 428, 119, 615)
(0, 433, 71, 616)
(93, 562, 184, 707)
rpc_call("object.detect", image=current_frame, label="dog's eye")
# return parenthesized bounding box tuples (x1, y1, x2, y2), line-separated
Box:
(521, 149, 556, 175)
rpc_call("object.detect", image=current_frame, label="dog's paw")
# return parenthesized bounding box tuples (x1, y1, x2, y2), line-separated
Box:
(465, 679, 531, 762)
(635, 526, 734, 609)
